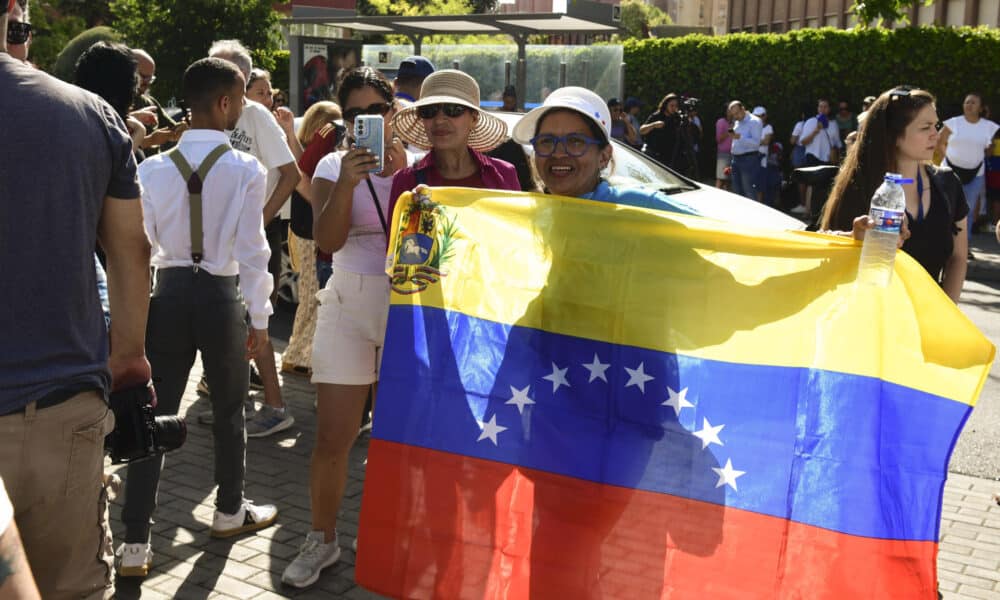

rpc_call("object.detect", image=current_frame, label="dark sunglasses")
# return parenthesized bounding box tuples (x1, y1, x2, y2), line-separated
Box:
(6, 21, 31, 45)
(343, 101, 392, 123)
(417, 103, 469, 120)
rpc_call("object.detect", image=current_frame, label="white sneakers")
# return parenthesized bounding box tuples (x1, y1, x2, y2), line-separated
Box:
(116, 542, 153, 578)
(210, 499, 278, 538)
(282, 531, 342, 588)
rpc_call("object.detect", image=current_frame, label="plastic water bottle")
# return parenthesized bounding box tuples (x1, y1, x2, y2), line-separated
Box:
(858, 173, 911, 287)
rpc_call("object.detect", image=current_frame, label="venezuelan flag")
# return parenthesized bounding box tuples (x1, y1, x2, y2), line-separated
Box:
(357, 188, 994, 599)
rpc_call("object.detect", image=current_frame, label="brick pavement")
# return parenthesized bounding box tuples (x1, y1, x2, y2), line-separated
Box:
(107, 351, 1000, 600)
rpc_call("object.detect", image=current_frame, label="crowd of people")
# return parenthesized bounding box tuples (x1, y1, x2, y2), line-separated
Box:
(0, 0, 993, 595)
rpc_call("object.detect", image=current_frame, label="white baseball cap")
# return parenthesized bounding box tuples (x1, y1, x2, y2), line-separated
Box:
(752, 105, 767, 116)
(511, 86, 611, 145)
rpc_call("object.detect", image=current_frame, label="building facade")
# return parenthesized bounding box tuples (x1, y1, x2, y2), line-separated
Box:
(658, 0, 1000, 34)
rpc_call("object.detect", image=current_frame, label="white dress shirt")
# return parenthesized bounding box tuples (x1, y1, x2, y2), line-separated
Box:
(138, 129, 273, 329)
(731, 113, 763, 155)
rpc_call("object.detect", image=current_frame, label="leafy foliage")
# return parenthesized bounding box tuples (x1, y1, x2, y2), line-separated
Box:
(624, 26, 1000, 175)
(108, 0, 282, 104)
(24, 1, 86, 72)
(616, 0, 672, 40)
(51, 25, 121, 81)
(851, 0, 934, 27)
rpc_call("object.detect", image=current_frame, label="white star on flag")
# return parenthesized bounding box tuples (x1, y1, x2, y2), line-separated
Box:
(477, 414, 508, 446)
(692, 418, 725, 449)
(712, 458, 746, 491)
(624, 362, 654, 393)
(505, 385, 535, 414)
(542, 362, 570, 393)
(663, 386, 694, 416)
(582, 354, 610, 383)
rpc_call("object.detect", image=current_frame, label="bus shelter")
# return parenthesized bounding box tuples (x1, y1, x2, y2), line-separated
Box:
(282, 2, 622, 114)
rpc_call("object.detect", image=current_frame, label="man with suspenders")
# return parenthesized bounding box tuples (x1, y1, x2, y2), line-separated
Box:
(117, 57, 278, 577)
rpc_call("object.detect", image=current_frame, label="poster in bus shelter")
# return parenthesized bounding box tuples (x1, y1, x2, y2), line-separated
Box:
(302, 40, 362, 112)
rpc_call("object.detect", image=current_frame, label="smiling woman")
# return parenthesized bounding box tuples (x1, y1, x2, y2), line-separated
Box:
(510, 86, 700, 213)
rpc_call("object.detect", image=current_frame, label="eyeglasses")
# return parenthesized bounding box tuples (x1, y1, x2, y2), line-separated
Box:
(343, 101, 392, 123)
(6, 21, 31, 45)
(416, 103, 469, 120)
(140, 74, 156, 85)
(530, 133, 603, 157)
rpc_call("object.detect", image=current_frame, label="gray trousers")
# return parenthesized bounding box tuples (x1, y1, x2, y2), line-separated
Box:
(122, 268, 249, 543)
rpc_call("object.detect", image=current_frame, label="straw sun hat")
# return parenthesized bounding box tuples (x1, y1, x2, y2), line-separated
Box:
(391, 69, 509, 152)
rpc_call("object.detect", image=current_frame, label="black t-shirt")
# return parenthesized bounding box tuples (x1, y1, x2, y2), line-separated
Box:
(643, 111, 681, 160)
(902, 166, 968, 282)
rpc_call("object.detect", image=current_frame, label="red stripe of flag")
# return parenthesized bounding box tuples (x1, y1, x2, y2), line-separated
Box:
(358, 440, 938, 599)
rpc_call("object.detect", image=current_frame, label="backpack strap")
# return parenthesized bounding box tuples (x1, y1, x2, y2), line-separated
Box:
(166, 144, 231, 267)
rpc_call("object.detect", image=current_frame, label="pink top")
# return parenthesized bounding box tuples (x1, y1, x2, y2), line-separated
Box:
(716, 117, 733, 154)
(388, 147, 521, 220)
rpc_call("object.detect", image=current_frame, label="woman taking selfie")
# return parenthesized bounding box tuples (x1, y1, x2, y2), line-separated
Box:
(822, 87, 968, 302)
(281, 67, 412, 589)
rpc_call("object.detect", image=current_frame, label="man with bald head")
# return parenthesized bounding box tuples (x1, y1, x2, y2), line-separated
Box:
(131, 49, 185, 152)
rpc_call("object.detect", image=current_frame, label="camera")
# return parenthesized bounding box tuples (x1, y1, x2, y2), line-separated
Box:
(105, 381, 186, 464)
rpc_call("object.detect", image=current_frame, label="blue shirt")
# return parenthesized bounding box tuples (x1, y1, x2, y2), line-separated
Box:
(731, 113, 763, 155)
(579, 180, 697, 214)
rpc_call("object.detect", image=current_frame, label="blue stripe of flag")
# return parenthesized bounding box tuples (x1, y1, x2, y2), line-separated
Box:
(375, 305, 969, 542)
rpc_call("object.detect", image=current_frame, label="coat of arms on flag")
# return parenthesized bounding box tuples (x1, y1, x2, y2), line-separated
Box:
(358, 187, 994, 599)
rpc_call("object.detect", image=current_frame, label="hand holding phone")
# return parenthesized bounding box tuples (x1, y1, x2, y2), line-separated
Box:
(354, 115, 384, 174)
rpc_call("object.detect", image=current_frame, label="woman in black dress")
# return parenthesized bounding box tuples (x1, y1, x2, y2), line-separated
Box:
(821, 87, 968, 302)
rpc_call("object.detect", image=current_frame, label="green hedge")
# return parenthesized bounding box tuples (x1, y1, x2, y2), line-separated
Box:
(624, 27, 1000, 175)
(52, 26, 123, 83)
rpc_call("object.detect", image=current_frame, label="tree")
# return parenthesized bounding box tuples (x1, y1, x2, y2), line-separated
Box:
(852, 0, 935, 27)
(617, 0, 672, 40)
(109, 0, 283, 102)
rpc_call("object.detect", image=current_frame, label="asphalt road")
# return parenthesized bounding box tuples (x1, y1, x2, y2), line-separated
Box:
(949, 277, 1000, 480)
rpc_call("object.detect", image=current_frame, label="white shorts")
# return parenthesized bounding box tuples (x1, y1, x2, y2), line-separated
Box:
(311, 269, 390, 385)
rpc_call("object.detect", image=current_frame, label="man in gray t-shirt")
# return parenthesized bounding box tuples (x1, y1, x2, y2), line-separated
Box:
(0, 2, 151, 596)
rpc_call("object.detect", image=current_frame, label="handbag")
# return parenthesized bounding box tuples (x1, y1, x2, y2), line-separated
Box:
(946, 158, 981, 185)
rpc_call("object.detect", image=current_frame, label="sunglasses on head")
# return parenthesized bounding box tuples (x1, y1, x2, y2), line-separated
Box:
(417, 103, 469, 120)
(343, 101, 392, 123)
(6, 21, 31, 45)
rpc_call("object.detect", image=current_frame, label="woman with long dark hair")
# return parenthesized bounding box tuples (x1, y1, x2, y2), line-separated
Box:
(821, 87, 968, 302)
(282, 66, 412, 589)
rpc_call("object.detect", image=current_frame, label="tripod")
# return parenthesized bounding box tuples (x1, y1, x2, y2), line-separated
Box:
(669, 115, 700, 180)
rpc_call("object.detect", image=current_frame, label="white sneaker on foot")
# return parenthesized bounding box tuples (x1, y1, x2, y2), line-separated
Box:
(210, 499, 277, 538)
(789, 204, 809, 215)
(116, 542, 153, 577)
(282, 531, 341, 588)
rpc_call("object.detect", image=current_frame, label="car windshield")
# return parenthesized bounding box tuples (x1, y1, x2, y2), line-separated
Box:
(492, 111, 805, 231)
(492, 112, 698, 195)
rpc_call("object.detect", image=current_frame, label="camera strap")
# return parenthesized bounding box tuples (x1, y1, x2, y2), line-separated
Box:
(167, 144, 231, 269)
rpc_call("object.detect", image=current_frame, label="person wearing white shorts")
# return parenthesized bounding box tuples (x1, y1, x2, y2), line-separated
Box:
(281, 67, 413, 590)
(311, 270, 389, 385)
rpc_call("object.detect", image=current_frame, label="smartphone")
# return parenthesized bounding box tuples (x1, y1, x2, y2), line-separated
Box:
(354, 115, 384, 173)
